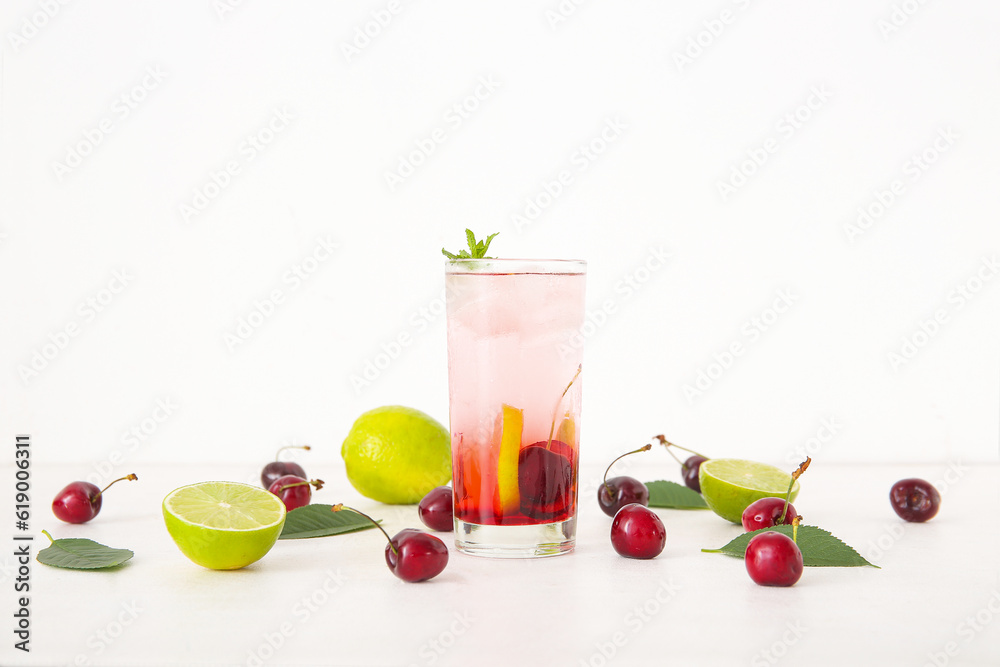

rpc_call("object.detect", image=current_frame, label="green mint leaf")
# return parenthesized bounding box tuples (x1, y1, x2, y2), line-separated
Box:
(278, 504, 379, 539)
(442, 229, 500, 260)
(36, 530, 133, 569)
(701, 525, 879, 568)
(645, 480, 708, 509)
(478, 232, 499, 258)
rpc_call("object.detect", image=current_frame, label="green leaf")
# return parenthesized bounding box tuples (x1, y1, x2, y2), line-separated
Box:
(278, 504, 379, 539)
(645, 480, 708, 509)
(36, 530, 133, 570)
(442, 229, 499, 260)
(702, 525, 879, 568)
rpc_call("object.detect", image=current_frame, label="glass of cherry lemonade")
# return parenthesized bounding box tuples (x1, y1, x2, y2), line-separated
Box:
(445, 258, 586, 557)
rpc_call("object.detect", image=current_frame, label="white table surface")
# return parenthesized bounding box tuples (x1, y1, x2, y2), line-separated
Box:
(3, 460, 999, 667)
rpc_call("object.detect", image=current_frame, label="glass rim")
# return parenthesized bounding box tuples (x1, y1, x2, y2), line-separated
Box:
(445, 258, 586, 275)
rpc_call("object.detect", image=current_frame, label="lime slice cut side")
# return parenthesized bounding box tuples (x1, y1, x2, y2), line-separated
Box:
(699, 459, 799, 524)
(163, 481, 286, 570)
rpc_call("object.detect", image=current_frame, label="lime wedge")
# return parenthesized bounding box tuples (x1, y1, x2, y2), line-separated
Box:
(699, 459, 799, 524)
(162, 481, 286, 570)
(495, 404, 523, 515)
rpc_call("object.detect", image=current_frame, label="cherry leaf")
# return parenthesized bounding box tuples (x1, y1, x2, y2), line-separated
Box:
(36, 531, 133, 570)
(645, 480, 708, 509)
(702, 525, 879, 568)
(278, 504, 379, 539)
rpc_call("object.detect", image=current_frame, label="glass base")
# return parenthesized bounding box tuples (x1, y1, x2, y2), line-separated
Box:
(455, 517, 576, 558)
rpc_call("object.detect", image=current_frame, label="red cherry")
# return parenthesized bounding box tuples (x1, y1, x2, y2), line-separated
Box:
(333, 505, 449, 583)
(517, 440, 576, 520)
(52, 474, 137, 524)
(889, 478, 940, 522)
(742, 497, 797, 532)
(268, 475, 323, 511)
(610, 504, 666, 559)
(260, 444, 311, 488)
(385, 529, 449, 583)
(745, 531, 803, 587)
(597, 444, 652, 517)
(418, 487, 454, 532)
(682, 455, 708, 492)
(52, 482, 101, 524)
(653, 435, 709, 492)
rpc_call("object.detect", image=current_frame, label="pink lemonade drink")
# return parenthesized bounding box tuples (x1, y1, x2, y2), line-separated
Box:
(445, 259, 586, 557)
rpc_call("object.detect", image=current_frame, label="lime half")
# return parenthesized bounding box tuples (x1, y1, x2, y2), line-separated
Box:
(699, 459, 799, 524)
(163, 481, 286, 570)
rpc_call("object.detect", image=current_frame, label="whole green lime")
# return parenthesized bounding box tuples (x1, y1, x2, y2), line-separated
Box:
(341, 406, 451, 504)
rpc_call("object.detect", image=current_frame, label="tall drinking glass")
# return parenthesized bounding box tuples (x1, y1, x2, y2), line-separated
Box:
(445, 259, 586, 557)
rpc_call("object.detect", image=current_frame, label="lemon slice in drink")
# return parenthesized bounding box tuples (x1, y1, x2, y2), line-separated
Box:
(698, 459, 799, 524)
(162, 481, 286, 570)
(495, 404, 524, 515)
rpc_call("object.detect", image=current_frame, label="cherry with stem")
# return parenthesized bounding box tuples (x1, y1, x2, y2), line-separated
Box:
(268, 476, 324, 512)
(52, 473, 139, 524)
(261, 445, 311, 488)
(597, 444, 652, 517)
(742, 457, 809, 531)
(332, 504, 448, 583)
(655, 435, 709, 492)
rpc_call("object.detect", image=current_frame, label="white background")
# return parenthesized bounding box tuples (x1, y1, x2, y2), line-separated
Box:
(2, 4, 1000, 667)
(2, 0, 999, 473)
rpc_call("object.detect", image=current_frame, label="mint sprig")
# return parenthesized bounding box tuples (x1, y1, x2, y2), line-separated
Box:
(442, 229, 499, 259)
